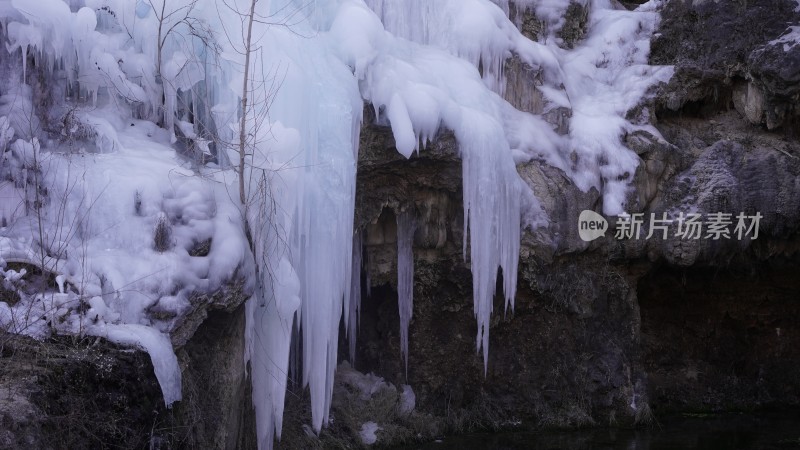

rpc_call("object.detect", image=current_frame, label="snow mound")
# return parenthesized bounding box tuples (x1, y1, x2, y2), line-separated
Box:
(360, 421, 381, 445)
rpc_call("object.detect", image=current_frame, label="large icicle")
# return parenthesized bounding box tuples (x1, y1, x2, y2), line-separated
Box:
(244, 258, 300, 450)
(242, 118, 304, 450)
(396, 211, 416, 374)
(457, 112, 521, 371)
(347, 229, 363, 364)
(241, 3, 364, 447)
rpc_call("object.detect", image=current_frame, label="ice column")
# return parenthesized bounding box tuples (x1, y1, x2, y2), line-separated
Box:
(347, 229, 363, 364)
(396, 210, 416, 374)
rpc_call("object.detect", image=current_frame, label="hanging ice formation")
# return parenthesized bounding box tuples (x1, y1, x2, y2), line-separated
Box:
(241, 7, 362, 450)
(348, 229, 363, 365)
(241, 0, 541, 443)
(396, 211, 416, 374)
(272, 1, 671, 444)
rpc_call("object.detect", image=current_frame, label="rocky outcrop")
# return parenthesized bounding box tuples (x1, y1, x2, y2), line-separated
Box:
(0, 304, 256, 450)
(346, 118, 649, 439)
(174, 305, 257, 450)
(294, 0, 800, 446)
(0, 332, 170, 450)
(650, 0, 800, 130)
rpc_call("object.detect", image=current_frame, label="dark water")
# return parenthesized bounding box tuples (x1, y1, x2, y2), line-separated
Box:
(395, 413, 800, 450)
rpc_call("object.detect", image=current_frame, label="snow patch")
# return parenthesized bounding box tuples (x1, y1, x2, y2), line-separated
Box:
(360, 421, 381, 445)
(558, 0, 673, 214)
(337, 362, 393, 400)
(398, 384, 416, 415)
(771, 26, 800, 51)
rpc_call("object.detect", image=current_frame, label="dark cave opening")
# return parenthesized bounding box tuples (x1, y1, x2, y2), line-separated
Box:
(638, 259, 800, 413)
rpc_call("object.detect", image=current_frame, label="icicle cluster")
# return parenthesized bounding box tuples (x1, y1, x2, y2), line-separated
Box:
(332, 0, 534, 375)
(396, 211, 416, 373)
(240, 5, 364, 448)
(364, 0, 562, 95)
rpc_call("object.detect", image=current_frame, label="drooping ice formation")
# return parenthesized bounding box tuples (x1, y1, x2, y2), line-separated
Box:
(100, 323, 182, 406)
(363, 0, 563, 95)
(240, 4, 363, 445)
(360, 0, 673, 217)
(348, 229, 363, 365)
(331, 0, 530, 373)
(396, 211, 416, 374)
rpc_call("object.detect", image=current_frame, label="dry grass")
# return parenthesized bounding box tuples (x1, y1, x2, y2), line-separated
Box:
(0, 331, 176, 450)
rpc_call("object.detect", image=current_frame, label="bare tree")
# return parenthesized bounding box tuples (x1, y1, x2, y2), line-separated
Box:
(218, 0, 309, 209)
(146, 0, 224, 166)
(238, 0, 257, 206)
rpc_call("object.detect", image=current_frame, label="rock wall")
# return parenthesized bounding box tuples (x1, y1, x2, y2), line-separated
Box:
(0, 304, 257, 450)
(651, 0, 800, 131)
(351, 114, 648, 429)
(338, 0, 800, 443)
(3, 1, 800, 449)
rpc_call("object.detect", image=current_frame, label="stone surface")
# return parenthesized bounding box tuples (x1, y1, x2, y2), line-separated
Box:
(174, 305, 257, 450)
(0, 332, 171, 450)
(5, 1, 800, 448)
(304, 1, 800, 445)
(650, 0, 800, 130)
(348, 117, 651, 432)
(558, 2, 590, 49)
(0, 305, 256, 450)
(169, 279, 249, 348)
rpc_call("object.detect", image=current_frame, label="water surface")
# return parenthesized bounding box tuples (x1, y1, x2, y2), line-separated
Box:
(396, 412, 800, 449)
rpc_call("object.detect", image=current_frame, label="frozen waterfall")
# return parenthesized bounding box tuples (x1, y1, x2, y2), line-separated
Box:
(0, 0, 673, 448)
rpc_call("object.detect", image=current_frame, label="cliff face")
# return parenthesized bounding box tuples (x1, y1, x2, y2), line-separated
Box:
(342, 0, 800, 439)
(3, 1, 800, 449)
(1, 305, 257, 450)
(351, 113, 647, 428)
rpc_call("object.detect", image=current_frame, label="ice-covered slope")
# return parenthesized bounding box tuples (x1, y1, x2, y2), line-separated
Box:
(0, 0, 672, 448)
(0, 102, 251, 406)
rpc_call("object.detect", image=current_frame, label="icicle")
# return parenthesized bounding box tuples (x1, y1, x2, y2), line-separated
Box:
(396, 210, 416, 375)
(361, 0, 528, 95)
(455, 109, 521, 374)
(348, 229, 363, 365)
(331, 0, 531, 373)
(244, 259, 300, 450)
(365, 252, 372, 298)
(247, 4, 364, 439)
(289, 316, 301, 386)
